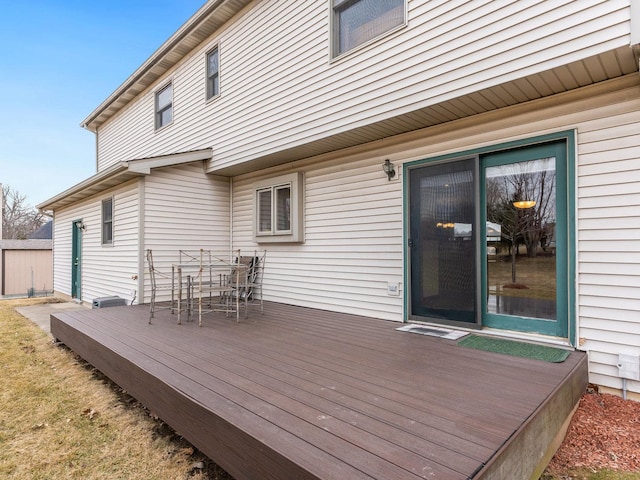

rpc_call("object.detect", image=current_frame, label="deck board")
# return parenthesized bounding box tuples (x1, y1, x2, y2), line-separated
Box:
(51, 302, 587, 480)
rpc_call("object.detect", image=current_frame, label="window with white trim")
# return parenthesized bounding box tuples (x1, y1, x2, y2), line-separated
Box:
(101, 198, 113, 245)
(332, 0, 405, 57)
(254, 172, 304, 243)
(206, 47, 219, 100)
(155, 82, 173, 129)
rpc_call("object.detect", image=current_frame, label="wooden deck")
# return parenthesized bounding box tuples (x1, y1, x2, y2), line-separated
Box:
(50, 302, 587, 480)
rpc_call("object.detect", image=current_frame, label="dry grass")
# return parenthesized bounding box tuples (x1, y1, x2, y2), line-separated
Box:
(488, 254, 557, 300)
(0, 298, 232, 480)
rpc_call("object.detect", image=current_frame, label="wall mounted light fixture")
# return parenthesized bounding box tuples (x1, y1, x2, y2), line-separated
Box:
(75, 220, 86, 232)
(382, 159, 395, 181)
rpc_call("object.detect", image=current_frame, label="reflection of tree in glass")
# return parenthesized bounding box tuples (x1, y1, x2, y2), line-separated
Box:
(486, 158, 556, 259)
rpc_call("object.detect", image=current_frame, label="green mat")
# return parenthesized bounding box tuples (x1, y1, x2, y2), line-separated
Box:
(457, 335, 570, 363)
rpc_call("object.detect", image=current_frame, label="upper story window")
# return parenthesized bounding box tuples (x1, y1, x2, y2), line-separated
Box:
(155, 82, 173, 130)
(332, 0, 405, 57)
(101, 198, 113, 245)
(254, 172, 304, 243)
(206, 47, 219, 100)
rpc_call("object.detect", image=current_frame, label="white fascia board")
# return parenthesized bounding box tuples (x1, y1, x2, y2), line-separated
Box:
(125, 148, 213, 174)
(37, 162, 130, 211)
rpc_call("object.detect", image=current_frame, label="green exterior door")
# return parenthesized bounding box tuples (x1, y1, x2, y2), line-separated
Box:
(407, 135, 573, 339)
(71, 220, 83, 300)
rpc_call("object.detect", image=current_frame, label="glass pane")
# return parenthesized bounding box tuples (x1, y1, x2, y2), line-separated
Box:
(337, 0, 404, 54)
(208, 75, 219, 98)
(410, 159, 476, 323)
(102, 222, 113, 244)
(485, 157, 557, 320)
(159, 107, 172, 127)
(258, 189, 272, 233)
(207, 49, 219, 76)
(207, 49, 219, 98)
(275, 186, 291, 232)
(157, 84, 172, 109)
(102, 199, 112, 222)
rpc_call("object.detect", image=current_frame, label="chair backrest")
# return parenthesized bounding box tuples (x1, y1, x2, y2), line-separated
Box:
(146, 249, 157, 287)
(247, 250, 266, 285)
(180, 249, 206, 267)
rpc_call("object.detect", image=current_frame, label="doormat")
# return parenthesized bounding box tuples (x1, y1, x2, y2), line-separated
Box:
(457, 335, 570, 363)
(396, 324, 468, 340)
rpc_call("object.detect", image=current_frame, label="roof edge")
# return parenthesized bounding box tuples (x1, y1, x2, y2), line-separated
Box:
(80, 0, 230, 131)
(37, 148, 213, 212)
(37, 162, 130, 211)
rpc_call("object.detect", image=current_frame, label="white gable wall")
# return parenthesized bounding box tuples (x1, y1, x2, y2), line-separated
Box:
(94, 0, 632, 171)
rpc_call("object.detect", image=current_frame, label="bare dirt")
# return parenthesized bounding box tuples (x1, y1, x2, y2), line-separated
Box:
(544, 390, 640, 476)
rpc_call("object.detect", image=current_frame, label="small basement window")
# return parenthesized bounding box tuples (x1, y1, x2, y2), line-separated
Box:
(254, 172, 304, 243)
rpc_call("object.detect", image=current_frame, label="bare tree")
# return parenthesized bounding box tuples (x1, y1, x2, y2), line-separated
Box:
(486, 159, 556, 259)
(1, 184, 46, 239)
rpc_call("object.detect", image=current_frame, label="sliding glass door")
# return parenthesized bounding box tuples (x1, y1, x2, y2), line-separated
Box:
(408, 139, 569, 338)
(409, 158, 477, 325)
(481, 141, 568, 337)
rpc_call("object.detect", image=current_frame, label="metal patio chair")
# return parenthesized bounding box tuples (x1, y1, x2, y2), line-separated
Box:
(146, 249, 174, 324)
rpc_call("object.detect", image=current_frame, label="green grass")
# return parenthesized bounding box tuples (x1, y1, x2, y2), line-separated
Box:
(488, 254, 557, 300)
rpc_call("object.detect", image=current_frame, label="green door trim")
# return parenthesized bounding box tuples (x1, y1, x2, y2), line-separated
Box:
(71, 220, 83, 300)
(403, 130, 576, 344)
(480, 140, 568, 337)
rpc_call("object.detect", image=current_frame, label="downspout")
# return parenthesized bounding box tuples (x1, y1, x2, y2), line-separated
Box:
(137, 177, 145, 304)
(229, 176, 233, 261)
(80, 122, 99, 173)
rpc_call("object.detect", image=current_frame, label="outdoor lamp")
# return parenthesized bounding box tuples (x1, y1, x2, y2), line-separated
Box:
(382, 159, 396, 181)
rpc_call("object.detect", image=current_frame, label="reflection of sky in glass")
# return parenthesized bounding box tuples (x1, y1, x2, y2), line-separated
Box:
(485, 157, 555, 178)
(157, 84, 172, 108)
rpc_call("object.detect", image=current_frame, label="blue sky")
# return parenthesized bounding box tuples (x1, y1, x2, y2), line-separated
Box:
(0, 0, 205, 209)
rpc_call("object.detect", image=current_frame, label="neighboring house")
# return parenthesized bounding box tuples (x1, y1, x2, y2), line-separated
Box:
(38, 1, 640, 398)
(28, 220, 53, 240)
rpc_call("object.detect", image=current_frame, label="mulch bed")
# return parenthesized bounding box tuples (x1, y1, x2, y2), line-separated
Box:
(545, 391, 640, 474)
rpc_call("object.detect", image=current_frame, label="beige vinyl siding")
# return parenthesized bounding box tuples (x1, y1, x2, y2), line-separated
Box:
(52, 181, 140, 304)
(142, 162, 230, 303)
(95, 0, 631, 171)
(232, 157, 404, 321)
(230, 76, 640, 394)
(576, 104, 640, 394)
